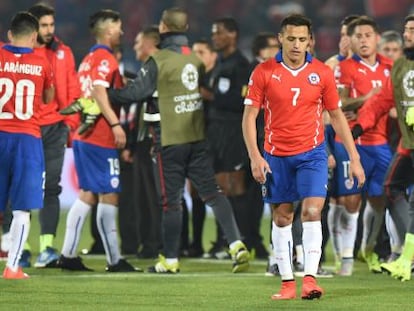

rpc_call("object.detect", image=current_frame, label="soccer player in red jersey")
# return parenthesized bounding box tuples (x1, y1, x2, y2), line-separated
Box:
(334, 16, 394, 274)
(57, 10, 140, 272)
(0, 12, 54, 279)
(242, 14, 365, 300)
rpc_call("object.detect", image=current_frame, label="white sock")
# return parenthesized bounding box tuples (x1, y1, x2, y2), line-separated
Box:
(385, 209, 402, 254)
(268, 242, 277, 266)
(340, 210, 359, 258)
(1, 231, 11, 252)
(327, 203, 344, 260)
(302, 221, 322, 277)
(361, 201, 384, 253)
(97, 203, 121, 265)
(272, 222, 293, 280)
(7, 211, 30, 271)
(61, 199, 91, 258)
(295, 245, 304, 266)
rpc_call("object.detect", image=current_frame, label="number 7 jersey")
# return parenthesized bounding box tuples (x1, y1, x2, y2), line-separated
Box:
(0, 45, 53, 138)
(244, 51, 341, 156)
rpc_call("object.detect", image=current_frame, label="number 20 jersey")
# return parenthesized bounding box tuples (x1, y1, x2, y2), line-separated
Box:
(244, 51, 341, 156)
(0, 45, 53, 138)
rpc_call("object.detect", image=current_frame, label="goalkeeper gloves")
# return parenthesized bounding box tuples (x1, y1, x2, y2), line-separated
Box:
(405, 106, 414, 130)
(60, 98, 101, 135)
(60, 98, 101, 115)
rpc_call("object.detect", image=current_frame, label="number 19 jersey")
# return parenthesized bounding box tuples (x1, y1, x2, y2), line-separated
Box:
(244, 51, 341, 156)
(0, 45, 53, 138)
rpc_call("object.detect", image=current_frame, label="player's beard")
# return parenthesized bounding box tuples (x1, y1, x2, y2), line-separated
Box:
(37, 34, 53, 45)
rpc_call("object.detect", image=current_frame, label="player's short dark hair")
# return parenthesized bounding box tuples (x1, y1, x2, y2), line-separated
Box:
(213, 17, 239, 35)
(10, 11, 39, 37)
(280, 14, 312, 35)
(251, 32, 278, 57)
(141, 25, 160, 46)
(161, 7, 188, 32)
(347, 16, 379, 36)
(404, 14, 414, 25)
(341, 15, 359, 26)
(89, 9, 121, 32)
(193, 38, 214, 51)
(28, 3, 55, 19)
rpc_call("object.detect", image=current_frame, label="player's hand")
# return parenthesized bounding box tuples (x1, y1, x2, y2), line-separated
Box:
(338, 36, 350, 59)
(60, 98, 100, 115)
(348, 159, 365, 189)
(250, 155, 272, 184)
(111, 124, 126, 149)
(405, 107, 414, 130)
(78, 113, 99, 135)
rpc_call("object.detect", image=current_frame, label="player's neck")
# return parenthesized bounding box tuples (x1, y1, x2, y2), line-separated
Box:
(358, 53, 377, 66)
(10, 39, 33, 49)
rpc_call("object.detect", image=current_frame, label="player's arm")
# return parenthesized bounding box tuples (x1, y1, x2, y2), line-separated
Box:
(339, 85, 381, 111)
(242, 66, 271, 184)
(329, 108, 365, 187)
(107, 59, 157, 106)
(91, 85, 125, 148)
(242, 105, 270, 184)
(351, 79, 395, 138)
(323, 67, 365, 187)
(43, 86, 55, 104)
(42, 61, 55, 104)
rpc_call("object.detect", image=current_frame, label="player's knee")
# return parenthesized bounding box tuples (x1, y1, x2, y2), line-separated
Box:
(301, 205, 322, 221)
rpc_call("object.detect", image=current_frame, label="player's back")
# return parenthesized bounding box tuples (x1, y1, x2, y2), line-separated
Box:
(0, 45, 52, 138)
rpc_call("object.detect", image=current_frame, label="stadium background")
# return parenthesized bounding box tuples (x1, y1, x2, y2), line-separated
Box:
(0, 0, 413, 207)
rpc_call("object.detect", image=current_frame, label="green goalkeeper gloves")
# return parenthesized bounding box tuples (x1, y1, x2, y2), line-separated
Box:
(405, 106, 414, 130)
(60, 98, 101, 135)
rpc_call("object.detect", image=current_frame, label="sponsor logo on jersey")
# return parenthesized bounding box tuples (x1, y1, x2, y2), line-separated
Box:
(271, 74, 281, 82)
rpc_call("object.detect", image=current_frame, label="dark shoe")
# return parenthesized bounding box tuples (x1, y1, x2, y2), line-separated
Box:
(19, 250, 31, 268)
(106, 259, 143, 272)
(265, 262, 280, 276)
(187, 246, 204, 258)
(57, 255, 93, 271)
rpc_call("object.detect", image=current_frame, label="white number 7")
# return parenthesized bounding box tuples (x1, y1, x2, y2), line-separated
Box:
(291, 87, 300, 106)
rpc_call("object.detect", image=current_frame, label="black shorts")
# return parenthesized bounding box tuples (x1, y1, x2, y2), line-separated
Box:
(207, 120, 248, 172)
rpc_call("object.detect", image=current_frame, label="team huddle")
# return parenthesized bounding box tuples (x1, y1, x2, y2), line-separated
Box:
(1, 2, 414, 303)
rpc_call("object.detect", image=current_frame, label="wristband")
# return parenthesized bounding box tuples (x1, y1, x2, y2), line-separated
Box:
(110, 122, 121, 128)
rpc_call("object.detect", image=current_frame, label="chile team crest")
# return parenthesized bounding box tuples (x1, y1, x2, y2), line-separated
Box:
(308, 72, 320, 85)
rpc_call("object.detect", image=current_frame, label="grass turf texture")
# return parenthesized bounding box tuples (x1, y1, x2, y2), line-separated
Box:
(1, 211, 414, 310)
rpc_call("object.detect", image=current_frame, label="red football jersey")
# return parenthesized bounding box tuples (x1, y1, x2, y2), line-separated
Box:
(337, 54, 393, 145)
(73, 45, 123, 148)
(0, 45, 53, 137)
(244, 52, 341, 156)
